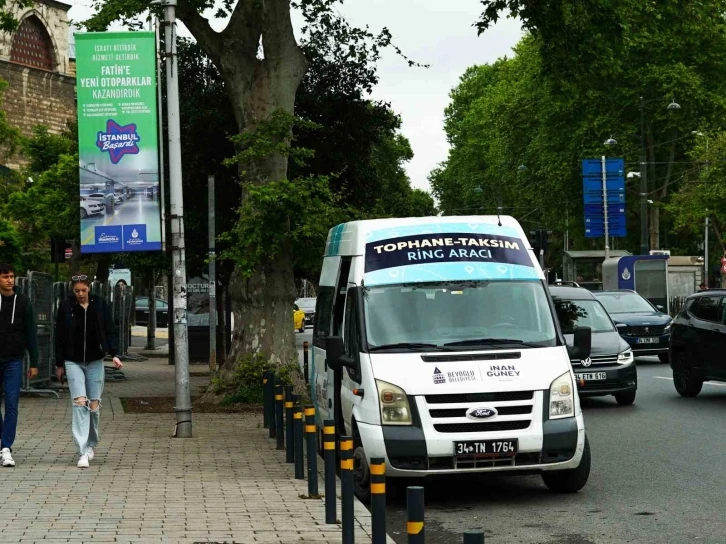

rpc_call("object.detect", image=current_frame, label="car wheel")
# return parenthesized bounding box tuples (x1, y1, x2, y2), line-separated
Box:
(80, 208, 88, 219)
(614, 391, 636, 405)
(352, 433, 371, 504)
(658, 353, 669, 364)
(542, 436, 591, 493)
(673, 351, 703, 397)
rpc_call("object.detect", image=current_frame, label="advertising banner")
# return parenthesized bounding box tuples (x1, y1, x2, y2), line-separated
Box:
(75, 31, 162, 254)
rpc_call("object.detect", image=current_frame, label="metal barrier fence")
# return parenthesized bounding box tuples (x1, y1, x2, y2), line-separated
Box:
(669, 295, 688, 317)
(10, 274, 141, 397)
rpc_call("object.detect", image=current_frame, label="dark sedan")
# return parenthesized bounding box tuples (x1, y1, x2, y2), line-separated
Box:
(593, 289, 672, 362)
(295, 297, 316, 327)
(135, 296, 169, 327)
(551, 286, 637, 405)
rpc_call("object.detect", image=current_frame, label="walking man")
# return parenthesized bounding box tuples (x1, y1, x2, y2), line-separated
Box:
(0, 263, 39, 467)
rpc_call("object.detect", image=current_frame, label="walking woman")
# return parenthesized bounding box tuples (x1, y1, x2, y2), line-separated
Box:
(54, 275, 123, 468)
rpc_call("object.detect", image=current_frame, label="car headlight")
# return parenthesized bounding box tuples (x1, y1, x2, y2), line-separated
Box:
(663, 321, 672, 333)
(549, 371, 574, 419)
(376, 380, 412, 425)
(617, 349, 633, 365)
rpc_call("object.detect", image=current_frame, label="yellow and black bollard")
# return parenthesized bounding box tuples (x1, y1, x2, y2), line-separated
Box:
(275, 384, 284, 450)
(370, 457, 386, 544)
(293, 398, 305, 479)
(268, 371, 277, 439)
(407, 486, 425, 544)
(323, 419, 336, 524)
(284, 385, 294, 463)
(304, 405, 318, 496)
(262, 371, 271, 428)
(463, 530, 485, 543)
(303, 341, 310, 384)
(340, 436, 355, 544)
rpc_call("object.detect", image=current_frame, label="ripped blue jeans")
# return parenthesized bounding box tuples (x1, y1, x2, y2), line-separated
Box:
(65, 360, 104, 456)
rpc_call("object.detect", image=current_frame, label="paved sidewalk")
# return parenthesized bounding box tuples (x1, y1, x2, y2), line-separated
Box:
(2, 359, 384, 543)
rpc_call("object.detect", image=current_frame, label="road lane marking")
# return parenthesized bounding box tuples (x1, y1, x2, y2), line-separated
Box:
(655, 376, 726, 387)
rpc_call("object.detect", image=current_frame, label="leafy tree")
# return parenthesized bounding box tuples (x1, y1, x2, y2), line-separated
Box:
(0, 216, 22, 271)
(85, 0, 418, 367)
(436, 2, 726, 270)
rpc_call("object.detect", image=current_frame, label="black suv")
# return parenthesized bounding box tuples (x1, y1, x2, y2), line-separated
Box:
(669, 289, 726, 397)
(550, 285, 637, 405)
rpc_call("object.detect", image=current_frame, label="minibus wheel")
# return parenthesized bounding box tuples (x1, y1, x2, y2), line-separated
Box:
(352, 433, 372, 504)
(542, 435, 591, 493)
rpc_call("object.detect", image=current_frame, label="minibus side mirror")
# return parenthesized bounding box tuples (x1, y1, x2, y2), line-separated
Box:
(325, 336, 344, 370)
(570, 326, 592, 360)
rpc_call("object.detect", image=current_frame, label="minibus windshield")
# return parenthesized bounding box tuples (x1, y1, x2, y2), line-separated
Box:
(363, 281, 557, 351)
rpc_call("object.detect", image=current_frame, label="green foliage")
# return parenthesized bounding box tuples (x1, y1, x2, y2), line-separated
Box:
(225, 110, 317, 174)
(0, 0, 33, 33)
(0, 217, 22, 271)
(23, 124, 77, 174)
(221, 174, 350, 278)
(211, 352, 301, 405)
(0, 78, 20, 159)
(437, 3, 726, 266)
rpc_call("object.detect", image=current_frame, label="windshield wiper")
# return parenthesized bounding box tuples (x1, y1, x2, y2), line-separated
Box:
(368, 342, 450, 352)
(443, 338, 542, 348)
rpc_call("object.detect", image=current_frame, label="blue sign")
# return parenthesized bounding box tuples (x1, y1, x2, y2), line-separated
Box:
(582, 157, 627, 239)
(582, 158, 624, 177)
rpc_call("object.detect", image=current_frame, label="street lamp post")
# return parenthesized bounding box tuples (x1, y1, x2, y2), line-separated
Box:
(639, 97, 681, 255)
(606, 97, 680, 255)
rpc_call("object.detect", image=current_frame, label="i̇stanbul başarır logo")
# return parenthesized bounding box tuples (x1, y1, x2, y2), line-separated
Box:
(96, 119, 140, 164)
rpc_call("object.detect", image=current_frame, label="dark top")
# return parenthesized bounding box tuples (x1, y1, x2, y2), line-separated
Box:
(54, 294, 118, 366)
(0, 286, 39, 367)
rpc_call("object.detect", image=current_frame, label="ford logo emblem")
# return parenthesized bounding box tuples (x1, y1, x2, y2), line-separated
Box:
(467, 407, 497, 420)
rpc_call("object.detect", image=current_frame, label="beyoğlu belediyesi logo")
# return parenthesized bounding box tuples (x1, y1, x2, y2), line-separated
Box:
(96, 119, 141, 164)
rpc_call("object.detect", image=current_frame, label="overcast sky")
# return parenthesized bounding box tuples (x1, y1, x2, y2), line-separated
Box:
(67, 1, 523, 193)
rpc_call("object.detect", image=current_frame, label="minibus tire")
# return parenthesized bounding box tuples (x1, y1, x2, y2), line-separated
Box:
(352, 434, 372, 504)
(541, 436, 591, 493)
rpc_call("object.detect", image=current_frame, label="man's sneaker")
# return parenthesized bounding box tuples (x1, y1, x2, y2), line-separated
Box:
(1, 448, 15, 467)
(87, 448, 94, 461)
(77, 454, 89, 468)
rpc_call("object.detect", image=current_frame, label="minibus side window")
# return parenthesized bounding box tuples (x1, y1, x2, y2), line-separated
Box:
(313, 287, 335, 348)
(343, 291, 362, 383)
(332, 257, 352, 336)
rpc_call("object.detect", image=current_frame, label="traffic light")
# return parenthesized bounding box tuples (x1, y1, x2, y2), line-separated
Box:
(50, 238, 71, 263)
(528, 229, 549, 254)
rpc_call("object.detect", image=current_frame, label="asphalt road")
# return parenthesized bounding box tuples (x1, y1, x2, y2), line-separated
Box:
(294, 330, 726, 543)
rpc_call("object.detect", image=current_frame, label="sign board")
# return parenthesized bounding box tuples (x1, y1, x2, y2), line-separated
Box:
(75, 32, 162, 254)
(582, 158, 627, 239)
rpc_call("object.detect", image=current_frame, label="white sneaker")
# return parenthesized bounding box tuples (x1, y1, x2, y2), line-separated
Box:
(87, 448, 94, 461)
(77, 454, 89, 468)
(1, 448, 15, 467)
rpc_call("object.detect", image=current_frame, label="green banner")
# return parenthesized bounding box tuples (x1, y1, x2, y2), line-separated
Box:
(75, 31, 162, 254)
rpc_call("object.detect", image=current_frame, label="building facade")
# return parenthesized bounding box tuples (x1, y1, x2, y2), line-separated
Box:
(0, 0, 76, 166)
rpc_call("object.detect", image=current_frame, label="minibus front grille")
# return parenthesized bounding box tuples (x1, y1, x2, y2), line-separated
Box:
(425, 391, 534, 404)
(433, 421, 530, 433)
(421, 352, 521, 363)
(429, 405, 532, 419)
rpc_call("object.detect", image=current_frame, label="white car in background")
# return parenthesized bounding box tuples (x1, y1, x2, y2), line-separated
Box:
(80, 196, 104, 218)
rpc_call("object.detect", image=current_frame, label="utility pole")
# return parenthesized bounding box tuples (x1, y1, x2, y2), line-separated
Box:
(155, 0, 192, 438)
(705, 217, 710, 288)
(208, 175, 217, 378)
(639, 97, 648, 256)
(601, 156, 610, 260)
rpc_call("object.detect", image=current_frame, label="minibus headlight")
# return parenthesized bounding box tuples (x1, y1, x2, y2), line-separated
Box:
(549, 371, 575, 419)
(617, 349, 634, 365)
(376, 380, 412, 425)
